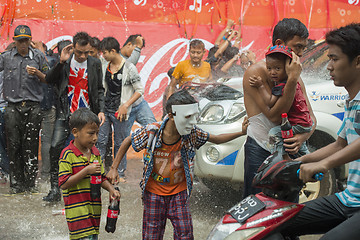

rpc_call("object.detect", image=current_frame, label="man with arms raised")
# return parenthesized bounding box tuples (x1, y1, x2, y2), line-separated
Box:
(242, 18, 316, 198)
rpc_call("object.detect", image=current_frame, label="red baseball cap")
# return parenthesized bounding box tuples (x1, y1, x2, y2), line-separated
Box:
(265, 45, 292, 59)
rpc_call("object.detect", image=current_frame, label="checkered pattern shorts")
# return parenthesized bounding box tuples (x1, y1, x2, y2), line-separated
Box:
(142, 190, 193, 240)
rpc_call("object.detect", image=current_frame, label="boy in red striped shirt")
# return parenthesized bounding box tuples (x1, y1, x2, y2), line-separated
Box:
(59, 108, 120, 240)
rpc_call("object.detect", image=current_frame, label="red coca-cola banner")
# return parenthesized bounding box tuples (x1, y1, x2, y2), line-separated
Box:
(0, 0, 359, 118)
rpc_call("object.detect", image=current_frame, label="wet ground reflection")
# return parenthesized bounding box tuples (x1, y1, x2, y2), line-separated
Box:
(0, 158, 239, 240)
(0, 158, 320, 239)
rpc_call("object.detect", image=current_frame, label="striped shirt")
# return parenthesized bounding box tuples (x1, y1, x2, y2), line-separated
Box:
(58, 141, 106, 239)
(336, 91, 360, 207)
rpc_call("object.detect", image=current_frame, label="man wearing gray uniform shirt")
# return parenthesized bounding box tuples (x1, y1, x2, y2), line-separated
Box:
(0, 25, 48, 194)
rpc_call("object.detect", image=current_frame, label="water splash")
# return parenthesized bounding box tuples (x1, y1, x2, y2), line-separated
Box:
(112, 0, 130, 35)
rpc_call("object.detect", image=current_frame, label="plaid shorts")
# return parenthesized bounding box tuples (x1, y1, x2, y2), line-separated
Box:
(142, 190, 193, 240)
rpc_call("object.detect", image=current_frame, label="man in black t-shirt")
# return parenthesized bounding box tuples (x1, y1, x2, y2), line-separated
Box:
(97, 37, 147, 181)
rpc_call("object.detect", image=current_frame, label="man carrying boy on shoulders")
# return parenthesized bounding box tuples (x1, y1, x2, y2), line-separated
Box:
(242, 18, 317, 198)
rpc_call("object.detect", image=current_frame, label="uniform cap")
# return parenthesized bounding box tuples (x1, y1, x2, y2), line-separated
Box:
(13, 25, 32, 40)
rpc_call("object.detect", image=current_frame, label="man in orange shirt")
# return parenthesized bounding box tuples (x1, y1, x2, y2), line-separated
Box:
(168, 39, 211, 97)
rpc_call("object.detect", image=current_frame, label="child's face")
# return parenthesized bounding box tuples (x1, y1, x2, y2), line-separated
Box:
(189, 46, 205, 65)
(73, 122, 99, 152)
(266, 57, 287, 83)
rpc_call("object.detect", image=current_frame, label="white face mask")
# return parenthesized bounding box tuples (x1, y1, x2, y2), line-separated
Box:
(172, 103, 199, 135)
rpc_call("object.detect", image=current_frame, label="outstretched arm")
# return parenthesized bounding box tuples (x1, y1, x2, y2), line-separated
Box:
(220, 52, 239, 74)
(298, 136, 352, 183)
(214, 19, 234, 46)
(107, 136, 132, 184)
(214, 30, 238, 59)
(208, 117, 248, 144)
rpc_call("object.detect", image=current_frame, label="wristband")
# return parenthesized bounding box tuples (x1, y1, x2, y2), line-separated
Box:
(222, 36, 227, 40)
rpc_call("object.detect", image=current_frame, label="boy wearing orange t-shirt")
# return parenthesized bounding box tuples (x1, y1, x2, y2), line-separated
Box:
(168, 40, 211, 97)
(107, 89, 248, 239)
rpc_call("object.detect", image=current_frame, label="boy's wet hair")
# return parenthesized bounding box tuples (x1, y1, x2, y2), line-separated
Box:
(166, 89, 197, 114)
(90, 37, 101, 50)
(326, 23, 360, 62)
(69, 108, 100, 131)
(73, 32, 91, 47)
(123, 34, 145, 48)
(100, 37, 120, 53)
(189, 39, 205, 50)
(272, 18, 309, 46)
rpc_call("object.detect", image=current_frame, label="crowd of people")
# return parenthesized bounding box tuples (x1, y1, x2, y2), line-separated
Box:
(0, 18, 359, 240)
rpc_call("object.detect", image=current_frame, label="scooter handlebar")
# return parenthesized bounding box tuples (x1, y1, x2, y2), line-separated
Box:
(297, 169, 324, 181)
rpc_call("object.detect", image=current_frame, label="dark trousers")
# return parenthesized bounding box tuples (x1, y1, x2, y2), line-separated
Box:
(242, 136, 271, 199)
(49, 119, 70, 188)
(4, 101, 42, 190)
(282, 195, 360, 239)
(40, 107, 56, 178)
(0, 109, 9, 174)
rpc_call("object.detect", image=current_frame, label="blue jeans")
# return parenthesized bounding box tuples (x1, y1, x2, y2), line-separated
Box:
(127, 100, 156, 131)
(97, 112, 129, 177)
(0, 109, 9, 175)
(97, 100, 155, 177)
(243, 136, 271, 199)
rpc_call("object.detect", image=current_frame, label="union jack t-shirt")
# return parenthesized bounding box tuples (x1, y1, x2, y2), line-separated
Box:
(68, 57, 89, 113)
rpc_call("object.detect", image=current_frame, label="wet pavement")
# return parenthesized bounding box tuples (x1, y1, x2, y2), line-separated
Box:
(0, 158, 321, 239)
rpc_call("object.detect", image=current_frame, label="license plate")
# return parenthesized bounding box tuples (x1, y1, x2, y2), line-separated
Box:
(228, 195, 266, 223)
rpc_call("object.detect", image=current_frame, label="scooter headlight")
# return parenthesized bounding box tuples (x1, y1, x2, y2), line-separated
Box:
(207, 218, 241, 240)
